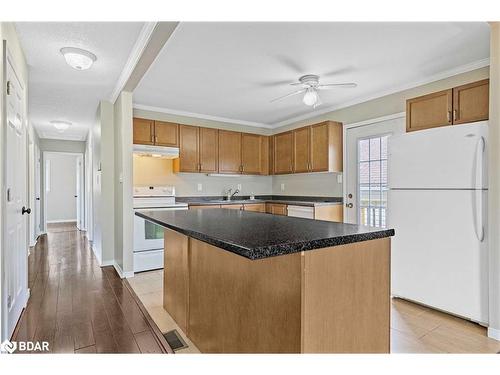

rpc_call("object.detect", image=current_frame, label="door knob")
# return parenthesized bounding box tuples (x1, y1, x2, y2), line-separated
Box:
(22, 206, 31, 215)
(346, 203, 353, 208)
(36, 197, 40, 201)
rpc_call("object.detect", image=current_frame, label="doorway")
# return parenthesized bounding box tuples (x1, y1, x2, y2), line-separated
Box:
(42, 152, 85, 231)
(344, 114, 405, 225)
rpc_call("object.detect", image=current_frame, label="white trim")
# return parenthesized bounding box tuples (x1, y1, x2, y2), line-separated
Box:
(109, 22, 158, 104)
(342, 112, 407, 224)
(101, 260, 113, 267)
(133, 103, 274, 129)
(46, 219, 77, 224)
(113, 262, 134, 279)
(344, 112, 406, 130)
(272, 58, 490, 128)
(488, 327, 500, 341)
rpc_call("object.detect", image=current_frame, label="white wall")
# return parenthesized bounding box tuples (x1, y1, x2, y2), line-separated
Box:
(44, 153, 78, 223)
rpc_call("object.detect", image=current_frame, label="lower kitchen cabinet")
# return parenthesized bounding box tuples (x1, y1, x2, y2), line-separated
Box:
(222, 204, 244, 210)
(243, 203, 266, 212)
(266, 203, 288, 216)
(189, 205, 221, 209)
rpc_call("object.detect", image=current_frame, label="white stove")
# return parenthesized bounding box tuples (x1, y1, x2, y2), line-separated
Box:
(133, 186, 188, 273)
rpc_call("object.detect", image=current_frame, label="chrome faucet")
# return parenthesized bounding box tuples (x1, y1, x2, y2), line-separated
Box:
(226, 188, 240, 201)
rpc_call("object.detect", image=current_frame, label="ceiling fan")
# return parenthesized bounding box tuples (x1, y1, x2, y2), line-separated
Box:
(270, 74, 357, 108)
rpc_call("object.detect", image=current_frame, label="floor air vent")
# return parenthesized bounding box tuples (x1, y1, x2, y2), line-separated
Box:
(163, 329, 188, 351)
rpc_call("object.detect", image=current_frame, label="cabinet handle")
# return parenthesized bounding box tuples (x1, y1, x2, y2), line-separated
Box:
(453, 109, 458, 122)
(155, 136, 158, 143)
(151, 134, 154, 143)
(447, 111, 451, 123)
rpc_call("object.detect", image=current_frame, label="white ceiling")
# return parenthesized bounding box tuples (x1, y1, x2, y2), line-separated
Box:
(134, 22, 490, 128)
(15, 22, 144, 141)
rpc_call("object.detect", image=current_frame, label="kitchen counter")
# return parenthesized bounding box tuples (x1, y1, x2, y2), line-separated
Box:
(135, 208, 394, 260)
(176, 195, 342, 207)
(139, 208, 393, 353)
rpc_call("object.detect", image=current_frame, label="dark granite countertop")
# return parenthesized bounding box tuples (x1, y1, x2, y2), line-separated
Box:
(135, 208, 394, 260)
(176, 195, 343, 207)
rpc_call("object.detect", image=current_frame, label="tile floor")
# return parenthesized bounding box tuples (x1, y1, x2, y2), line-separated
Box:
(127, 270, 200, 353)
(128, 270, 500, 354)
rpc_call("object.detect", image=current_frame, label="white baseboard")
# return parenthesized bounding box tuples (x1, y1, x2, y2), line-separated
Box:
(113, 262, 134, 279)
(46, 219, 77, 224)
(101, 260, 113, 267)
(488, 327, 500, 341)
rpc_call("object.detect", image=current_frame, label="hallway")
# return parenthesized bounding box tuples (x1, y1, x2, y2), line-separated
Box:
(11, 224, 171, 353)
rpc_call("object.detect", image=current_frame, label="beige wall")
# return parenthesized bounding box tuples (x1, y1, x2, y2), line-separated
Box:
(114, 92, 134, 276)
(133, 155, 272, 196)
(488, 23, 500, 340)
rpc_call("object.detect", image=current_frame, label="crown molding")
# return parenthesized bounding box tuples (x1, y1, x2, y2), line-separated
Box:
(109, 22, 158, 104)
(133, 103, 274, 129)
(270, 57, 490, 128)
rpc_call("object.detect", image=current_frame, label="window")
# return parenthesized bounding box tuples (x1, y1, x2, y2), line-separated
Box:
(144, 221, 164, 240)
(358, 135, 388, 227)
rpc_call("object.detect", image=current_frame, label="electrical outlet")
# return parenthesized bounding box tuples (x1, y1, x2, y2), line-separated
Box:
(197, 183, 203, 192)
(280, 183, 285, 192)
(237, 184, 242, 191)
(337, 174, 343, 184)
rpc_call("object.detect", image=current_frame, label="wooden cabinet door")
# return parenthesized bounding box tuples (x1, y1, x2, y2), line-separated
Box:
(218, 130, 242, 174)
(309, 122, 329, 172)
(133, 118, 154, 145)
(179, 125, 199, 172)
(293, 127, 310, 173)
(154, 121, 179, 147)
(266, 203, 287, 216)
(260, 136, 270, 175)
(241, 133, 261, 175)
(269, 135, 275, 175)
(452, 79, 489, 125)
(199, 127, 218, 173)
(406, 89, 452, 132)
(244, 203, 266, 213)
(189, 205, 221, 209)
(222, 204, 243, 210)
(274, 131, 294, 174)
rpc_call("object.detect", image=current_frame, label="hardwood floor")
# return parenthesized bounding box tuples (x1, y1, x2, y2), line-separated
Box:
(12, 224, 169, 354)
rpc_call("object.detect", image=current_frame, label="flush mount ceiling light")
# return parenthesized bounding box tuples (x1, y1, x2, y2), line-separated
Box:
(60, 47, 97, 70)
(50, 120, 72, 132)
(270, 74, 357, 109)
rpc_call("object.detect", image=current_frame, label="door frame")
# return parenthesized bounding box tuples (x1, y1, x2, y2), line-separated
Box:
(41, 151, 85, 231)
(343, 112, 406, 224)
(1, 43, 29, 341)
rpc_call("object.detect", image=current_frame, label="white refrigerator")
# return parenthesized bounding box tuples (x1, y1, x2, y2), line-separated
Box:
(388, 121, 488, 324)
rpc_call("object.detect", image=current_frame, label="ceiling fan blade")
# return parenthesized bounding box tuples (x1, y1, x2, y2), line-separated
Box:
(318, 83, 357, 89)
(270, 89, 306, 103)
(290, 82, 305, 86)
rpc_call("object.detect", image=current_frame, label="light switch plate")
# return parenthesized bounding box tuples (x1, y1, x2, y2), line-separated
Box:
(237, 184, 242, 191)
(280, 183, 285, 192)
(197, 183, 202, 192)
(337, 174, 343, 184)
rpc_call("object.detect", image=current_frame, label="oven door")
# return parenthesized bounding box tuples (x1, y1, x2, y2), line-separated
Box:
(134, 212, 165, 252)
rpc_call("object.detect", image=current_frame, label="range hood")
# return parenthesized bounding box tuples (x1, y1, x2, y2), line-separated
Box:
(133, 144, 179, 159)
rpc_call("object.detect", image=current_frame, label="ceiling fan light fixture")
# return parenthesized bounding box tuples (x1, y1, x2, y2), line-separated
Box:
(60, 47, 97, 70)
(50, 120, 72, 132)
(303, 88, 319, 106)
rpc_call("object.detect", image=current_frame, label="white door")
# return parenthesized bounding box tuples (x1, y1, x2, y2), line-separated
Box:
(76, 155, 84, 230)
(28, 136, 35, 246)
(344, 115, 405, 225)
(3, 52, 29, 339)
(34, 144, 41, 236)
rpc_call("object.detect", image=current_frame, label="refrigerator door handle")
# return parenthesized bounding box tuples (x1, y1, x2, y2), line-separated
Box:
(473, 136, 485, 242)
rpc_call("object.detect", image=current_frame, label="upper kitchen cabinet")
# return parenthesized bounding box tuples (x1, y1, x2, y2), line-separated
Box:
(178, 125, 200, 172)
(133, 118, 155, 145)
(293, 126, 310, 173)
(310, 121, 342, 172)
(406, 79, 489, 132)
(199, 127, 218, 173)
(218, 130, 242, 174)
(241, 133, 262, 175)
(274, 131, 294, 174)
(154, 121, 179, 147)
(452, 79, 489, 125)
(406, 90, 453, 132)
(133, 117, 179, 147)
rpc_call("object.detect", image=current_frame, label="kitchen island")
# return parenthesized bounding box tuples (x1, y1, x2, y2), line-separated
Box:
(135, 208, 394, 353)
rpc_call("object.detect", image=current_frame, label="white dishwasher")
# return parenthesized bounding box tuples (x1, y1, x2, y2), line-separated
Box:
(287, 205, 314, 219)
